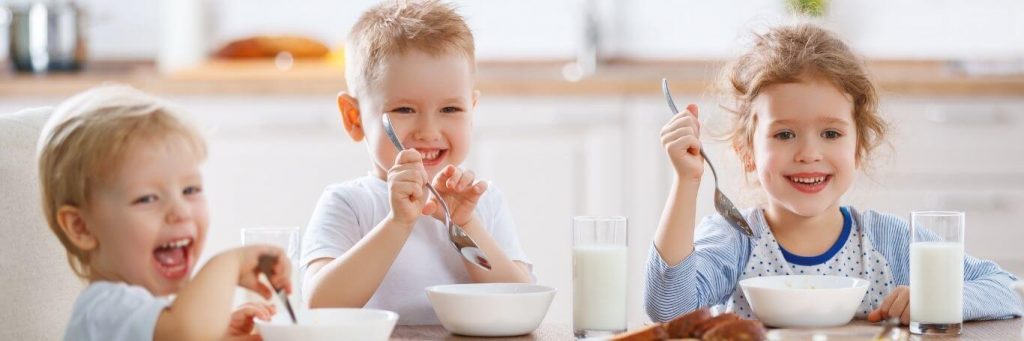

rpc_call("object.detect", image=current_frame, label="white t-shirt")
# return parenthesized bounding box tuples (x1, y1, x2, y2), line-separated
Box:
(301, 175, 532, 325)
(64, 281, 170, 341)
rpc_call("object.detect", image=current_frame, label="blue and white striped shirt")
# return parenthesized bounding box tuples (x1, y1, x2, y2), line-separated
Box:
(644, 206, 1023, 322)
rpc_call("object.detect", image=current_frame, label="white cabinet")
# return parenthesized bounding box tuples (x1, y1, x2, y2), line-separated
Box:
(846, 96, 1024, 265)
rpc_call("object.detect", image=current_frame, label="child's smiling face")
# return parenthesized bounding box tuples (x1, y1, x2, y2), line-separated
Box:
(82, 137, 208, 296)
(359, 49, 478, 180)
(750, 76, 858, 217)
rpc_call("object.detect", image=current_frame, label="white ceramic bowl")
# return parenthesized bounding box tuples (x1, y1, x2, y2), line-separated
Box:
(256, 308, 398, 341)
(740, 275, 869, 328)
(426, 283, 556, 337)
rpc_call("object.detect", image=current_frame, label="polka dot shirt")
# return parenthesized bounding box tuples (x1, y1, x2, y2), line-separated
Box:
(730, 207, 894, 319)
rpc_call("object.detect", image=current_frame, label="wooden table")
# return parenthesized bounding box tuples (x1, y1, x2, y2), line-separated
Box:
(390, 319, 1022, 340)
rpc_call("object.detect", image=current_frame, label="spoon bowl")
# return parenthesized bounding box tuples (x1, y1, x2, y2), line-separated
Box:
(381, 113, 492, 270)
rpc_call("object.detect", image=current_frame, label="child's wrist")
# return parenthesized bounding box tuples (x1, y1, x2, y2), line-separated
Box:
(384, 213, 416, 231)
(456, 214, 482, 232)
(672, 174, 701, 191)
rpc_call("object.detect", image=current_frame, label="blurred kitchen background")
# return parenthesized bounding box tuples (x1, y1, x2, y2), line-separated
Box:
(2, 0, 1023, 330)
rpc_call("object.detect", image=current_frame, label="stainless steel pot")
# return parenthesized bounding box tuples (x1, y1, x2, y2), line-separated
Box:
(2, 1, 86, 73)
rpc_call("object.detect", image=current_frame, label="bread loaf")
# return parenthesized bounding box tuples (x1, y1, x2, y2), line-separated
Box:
(609, 323, 669, 341)
(665, 306, 713, 338)
(703, 320, 767, 341)
(215, 36, 329, 59)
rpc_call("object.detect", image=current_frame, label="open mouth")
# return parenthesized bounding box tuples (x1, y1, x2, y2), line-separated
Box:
(786, 174, 832, 194)
(416, 148, 448, 166)
(153, 237, 192, 280)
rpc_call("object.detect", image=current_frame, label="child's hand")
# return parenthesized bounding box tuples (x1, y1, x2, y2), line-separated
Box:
(386, 149, 436, 226)
(661, 103, 704, 182)
(228, 302, 276, 336)
(867, 285, 911, 325)
(235, 245, 293, 300)
(429, 165, 488, 227)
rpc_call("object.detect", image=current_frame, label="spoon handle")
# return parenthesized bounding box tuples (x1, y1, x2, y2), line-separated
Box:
(258, 255, 298, 324)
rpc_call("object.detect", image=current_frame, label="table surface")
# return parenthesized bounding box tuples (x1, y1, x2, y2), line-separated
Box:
(390, 318, 1023, 340)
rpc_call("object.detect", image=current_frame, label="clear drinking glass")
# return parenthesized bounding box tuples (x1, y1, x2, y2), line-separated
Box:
(909, 211, 964, 335)
(572, 216, 628, 338)
(240, 226, 301, 319)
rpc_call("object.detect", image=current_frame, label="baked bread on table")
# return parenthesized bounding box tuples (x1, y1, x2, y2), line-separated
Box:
(215, 36, 330, 59)
(611, 306, 767, 341)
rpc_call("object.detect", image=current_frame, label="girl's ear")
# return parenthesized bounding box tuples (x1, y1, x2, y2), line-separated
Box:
(56, 205, 98, 252)
(735, 146, 756, 172)
(338, 92, 364, 142)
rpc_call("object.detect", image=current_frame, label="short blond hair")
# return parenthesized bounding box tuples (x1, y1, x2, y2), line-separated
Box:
(37, 85, 207, 279)
(345, 0, 475, 97)
(721, 23, 888, 169)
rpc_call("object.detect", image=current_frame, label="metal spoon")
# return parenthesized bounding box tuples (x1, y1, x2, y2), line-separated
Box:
(257, 254, 297, 324)
(873, 317, 901, 341)
(381, 113, 492, 270)
(661, 78, 754, 236)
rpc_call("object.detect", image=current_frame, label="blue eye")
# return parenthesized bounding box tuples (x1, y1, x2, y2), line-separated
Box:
(133, 195, 158, 205)
(441, 106, 462, 114)
(822, 130, 842, 139)
(391, 107, 414, 114)
(774, 131, 795, 140)
(184, 186, 202, 195)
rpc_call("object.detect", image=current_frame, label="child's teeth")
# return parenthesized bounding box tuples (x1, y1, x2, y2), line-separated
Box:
(792, 176, 826, 184)
(159, 238, 190, 249)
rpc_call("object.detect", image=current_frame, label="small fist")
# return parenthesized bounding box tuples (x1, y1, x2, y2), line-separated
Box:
(661, 103, 704, 182)
(228, 301, 276, 336)
(867, 285, 910, 325)
(386, 149, 436, 226)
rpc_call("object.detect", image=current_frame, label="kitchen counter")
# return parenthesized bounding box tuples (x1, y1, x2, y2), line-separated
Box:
(1, 59, 1023, 98)
(391, 319, 1023, 340)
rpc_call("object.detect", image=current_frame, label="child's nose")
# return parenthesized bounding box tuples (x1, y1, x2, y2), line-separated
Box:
(412, 114, 443, 141)
(165, 197, 193, 223)
(795, 140, 823, 163)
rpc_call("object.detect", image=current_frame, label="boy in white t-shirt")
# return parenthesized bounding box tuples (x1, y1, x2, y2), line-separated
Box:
(38, 85, 293, 340)
(301, 0, 533, 325)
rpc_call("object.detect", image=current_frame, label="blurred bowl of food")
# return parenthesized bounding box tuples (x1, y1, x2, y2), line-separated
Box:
(426, 283, 556, 337)
(740, 275, 869, 328)
(256, 308, 398, 341)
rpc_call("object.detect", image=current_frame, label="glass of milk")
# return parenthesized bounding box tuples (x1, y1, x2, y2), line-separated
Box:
(909, 211, 964, 335)
(572, 216, 628, 338)
(240, 226, 301, 322)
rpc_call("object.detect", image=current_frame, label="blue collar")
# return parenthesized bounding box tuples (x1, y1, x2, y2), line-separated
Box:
(779, 206, 852, 266)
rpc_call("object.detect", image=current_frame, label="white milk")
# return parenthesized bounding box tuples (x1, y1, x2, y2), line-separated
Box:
(573, 245, 628, 332)
(910, 241, 964, 324)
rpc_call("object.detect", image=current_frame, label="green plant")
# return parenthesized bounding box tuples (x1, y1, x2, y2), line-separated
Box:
(787, 0, 828, 17)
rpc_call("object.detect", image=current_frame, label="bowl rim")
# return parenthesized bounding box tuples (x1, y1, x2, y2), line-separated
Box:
(739, 275, 869, 292)
(254, 307, 399, 327)
(425, 283, 557, 297)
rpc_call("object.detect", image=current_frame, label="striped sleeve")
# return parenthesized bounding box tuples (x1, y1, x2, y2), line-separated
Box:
(644, 214, 750, 322)
(862, 210, 1023, 321)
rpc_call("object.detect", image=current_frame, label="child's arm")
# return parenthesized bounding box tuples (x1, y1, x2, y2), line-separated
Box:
(430, 165, 531, 283)
(458, 215, 532, 283)
(645, 217, 748, 322)
(153, 245, 291, 341)
(868, 256, 1023, 324)
(959, 256, 1023, 320)
(646, 104, 749, 322)
(653, 104, 704, 266)
(866, 215, 1023, 324)
(304, 150, 433, 308)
